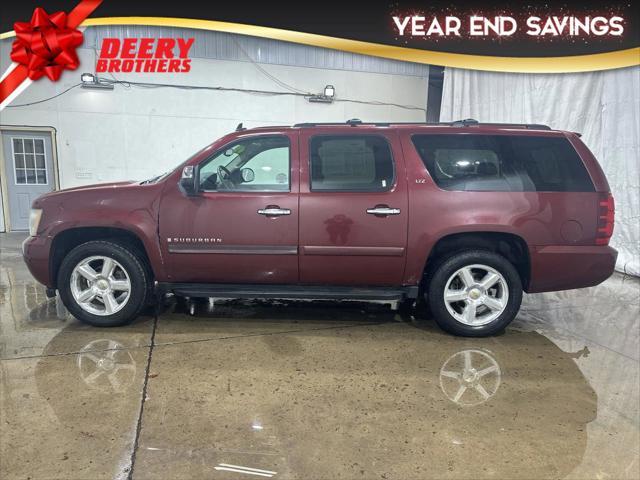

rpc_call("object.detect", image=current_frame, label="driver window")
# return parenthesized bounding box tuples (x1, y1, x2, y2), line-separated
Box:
(198, 136, 290, 192)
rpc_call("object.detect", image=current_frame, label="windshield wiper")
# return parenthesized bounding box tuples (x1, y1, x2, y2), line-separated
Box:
(141, 171, 170, 184)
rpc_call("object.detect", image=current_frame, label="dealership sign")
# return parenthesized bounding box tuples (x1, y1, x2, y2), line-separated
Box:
(96, 38, 194, 73)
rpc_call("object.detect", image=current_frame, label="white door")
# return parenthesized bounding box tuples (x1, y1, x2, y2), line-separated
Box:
(2, 131, 55, 231)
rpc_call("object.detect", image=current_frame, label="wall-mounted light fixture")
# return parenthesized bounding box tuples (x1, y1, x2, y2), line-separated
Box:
(80, 73, 114, 90)
(324, 85, 335, 98)
(308, 84, 336, 104)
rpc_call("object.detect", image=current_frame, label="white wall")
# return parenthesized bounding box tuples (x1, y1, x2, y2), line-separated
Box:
(0, 45, 428, 190)
(0, 183, 4, 231)
(440, 67, 640, 276)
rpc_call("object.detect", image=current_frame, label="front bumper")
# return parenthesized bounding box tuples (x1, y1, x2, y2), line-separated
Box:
(528, 245, 618, 293)
(22, 235, 52, 288)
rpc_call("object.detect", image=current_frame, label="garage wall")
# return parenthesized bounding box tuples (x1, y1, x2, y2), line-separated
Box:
(0, 27, 428, 193)
(440, 67, 640, 276)
(0, 184, 4, 231)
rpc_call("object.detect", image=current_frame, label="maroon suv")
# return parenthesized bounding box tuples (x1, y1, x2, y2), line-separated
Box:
(22, 119, 617, 336)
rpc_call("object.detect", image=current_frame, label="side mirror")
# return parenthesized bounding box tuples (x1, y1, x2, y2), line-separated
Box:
(240, 168, 255, 183)
(179, 165, 198, 196)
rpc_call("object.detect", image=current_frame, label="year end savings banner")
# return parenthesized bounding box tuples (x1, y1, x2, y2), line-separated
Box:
(1, 0, 639, 108)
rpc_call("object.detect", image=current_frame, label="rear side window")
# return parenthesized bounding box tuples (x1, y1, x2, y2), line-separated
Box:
(310, 135, 394, 191)
(412, 134, 594, 192)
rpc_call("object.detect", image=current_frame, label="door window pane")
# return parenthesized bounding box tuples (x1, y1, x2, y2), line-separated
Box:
(34, 139, 45, 154)
(14, 153, 25, 169)
(25, 154, 35, 169)
(13, 138, 23, 153)
(198, 136, 290, 192)
(309, 135, 394, 191)
(24, 139, 34, 154)
(35, 154, 45, 168)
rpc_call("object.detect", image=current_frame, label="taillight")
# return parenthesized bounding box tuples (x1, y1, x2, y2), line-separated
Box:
(596, 193, 615, 245)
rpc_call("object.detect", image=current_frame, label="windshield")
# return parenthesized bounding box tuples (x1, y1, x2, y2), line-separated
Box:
(140, 143, 215, 185)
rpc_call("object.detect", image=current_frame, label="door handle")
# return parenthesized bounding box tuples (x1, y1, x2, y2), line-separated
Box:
(366, 206, 401, 216)
(258, 207, 291, 216)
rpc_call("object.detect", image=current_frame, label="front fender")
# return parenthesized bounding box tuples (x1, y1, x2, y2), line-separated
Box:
(34, 182, 167, 281)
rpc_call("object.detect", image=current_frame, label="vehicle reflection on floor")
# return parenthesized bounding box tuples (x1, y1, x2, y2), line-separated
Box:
(22, 297, 599, 479)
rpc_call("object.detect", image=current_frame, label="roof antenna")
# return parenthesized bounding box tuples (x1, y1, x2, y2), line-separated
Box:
(236, 122, 246, 131)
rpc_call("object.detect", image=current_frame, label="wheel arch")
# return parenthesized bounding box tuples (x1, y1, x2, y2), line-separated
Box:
(423, 231, 531, 291)
(49, 226, 158, 288)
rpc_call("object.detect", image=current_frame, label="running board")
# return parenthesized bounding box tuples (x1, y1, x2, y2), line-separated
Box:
(159, 283, 419, 301)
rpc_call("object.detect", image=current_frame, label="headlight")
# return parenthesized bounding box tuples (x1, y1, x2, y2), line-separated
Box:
(29, 209, 43, 236)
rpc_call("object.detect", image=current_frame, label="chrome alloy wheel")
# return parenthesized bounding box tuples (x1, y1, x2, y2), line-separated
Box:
(70, 256, 131, 316)
(443, 264, 509, 326)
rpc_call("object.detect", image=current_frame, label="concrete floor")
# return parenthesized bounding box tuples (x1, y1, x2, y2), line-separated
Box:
(1, 232, 638, 480)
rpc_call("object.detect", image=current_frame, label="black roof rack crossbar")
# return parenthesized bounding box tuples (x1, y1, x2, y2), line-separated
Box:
(292, 118, 551, 130)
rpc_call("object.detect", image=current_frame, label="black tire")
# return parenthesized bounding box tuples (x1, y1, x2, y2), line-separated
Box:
(57, 240, 151, 327)
(426, 250, 522, 337)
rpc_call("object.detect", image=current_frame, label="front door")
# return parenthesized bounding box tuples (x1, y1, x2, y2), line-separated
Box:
(158, 132, 299, 284)
(298, 129, 408, 286)
(2, 131, 55, 231)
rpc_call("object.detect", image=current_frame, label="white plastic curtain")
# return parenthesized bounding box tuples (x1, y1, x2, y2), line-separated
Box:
(440, 66, 640, 276)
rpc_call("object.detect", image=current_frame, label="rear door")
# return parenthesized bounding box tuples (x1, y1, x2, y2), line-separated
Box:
(298, 128, 408, 286)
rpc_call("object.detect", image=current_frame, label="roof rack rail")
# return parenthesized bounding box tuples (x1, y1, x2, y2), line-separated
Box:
(451, 118, 479, 127)
(292, 119, 551, 130)
(459, 120, 552, 130)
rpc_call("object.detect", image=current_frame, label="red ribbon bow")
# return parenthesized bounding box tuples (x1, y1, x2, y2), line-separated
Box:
(0, 0, 102, 105)
(11, 8, 84, 81)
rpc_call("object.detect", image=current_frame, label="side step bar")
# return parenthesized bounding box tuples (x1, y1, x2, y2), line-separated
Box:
(158, 283, 419, 301)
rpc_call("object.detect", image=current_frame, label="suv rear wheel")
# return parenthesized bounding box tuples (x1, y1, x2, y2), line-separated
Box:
(427, 250, 522, 336)
(57, 241, 151, 327)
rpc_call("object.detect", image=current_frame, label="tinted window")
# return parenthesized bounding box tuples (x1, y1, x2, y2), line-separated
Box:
(412, 134, 594, 192)
(310, 135, 394, 191)
(199, 136, 289, 192)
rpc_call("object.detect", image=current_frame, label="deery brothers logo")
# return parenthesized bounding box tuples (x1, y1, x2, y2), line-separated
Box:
(96, 37, 195, 73)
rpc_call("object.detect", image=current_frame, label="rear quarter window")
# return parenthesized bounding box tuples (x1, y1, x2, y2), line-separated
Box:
(411, 134, 594, 192)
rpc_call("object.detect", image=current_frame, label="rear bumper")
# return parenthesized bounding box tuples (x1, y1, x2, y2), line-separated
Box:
(22, 235, 52, 288)
(528, 245, 617, 293)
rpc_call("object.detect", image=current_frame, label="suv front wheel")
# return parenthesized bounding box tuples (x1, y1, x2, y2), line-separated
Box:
(427, 250, 523, 336)
(57, 240, 151, 327)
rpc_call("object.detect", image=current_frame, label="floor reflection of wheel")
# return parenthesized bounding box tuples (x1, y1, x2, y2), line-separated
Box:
(439, 349, 501, 406)
(76, 339, 137, 393)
